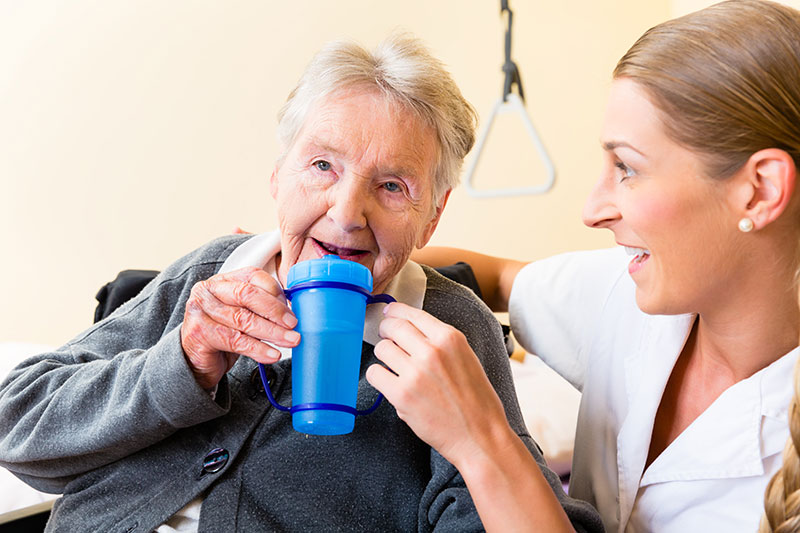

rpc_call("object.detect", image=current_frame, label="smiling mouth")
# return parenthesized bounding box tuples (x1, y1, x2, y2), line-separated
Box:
(624, 246, 650, 261)
(623, 246, 650, 275)
(313, 238, 369, 259)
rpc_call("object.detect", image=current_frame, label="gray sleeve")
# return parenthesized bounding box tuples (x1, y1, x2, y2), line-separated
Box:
(418, 268, 604, 533)
(0, 236, 247, 493)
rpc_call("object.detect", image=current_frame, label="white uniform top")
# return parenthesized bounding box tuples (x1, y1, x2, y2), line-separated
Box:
(509, 247, 797, 533)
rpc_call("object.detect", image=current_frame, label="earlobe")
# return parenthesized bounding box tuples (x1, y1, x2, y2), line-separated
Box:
(269, 166, 279, 200)
(416, 189, 451, 249)
(741, 149, 796, 230)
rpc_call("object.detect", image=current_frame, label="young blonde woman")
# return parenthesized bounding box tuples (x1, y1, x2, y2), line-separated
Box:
(369, 1, 800, 531)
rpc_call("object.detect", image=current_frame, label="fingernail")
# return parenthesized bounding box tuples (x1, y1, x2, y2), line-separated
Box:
(283, 313, 297, 328)
(284, 330, 300, 343)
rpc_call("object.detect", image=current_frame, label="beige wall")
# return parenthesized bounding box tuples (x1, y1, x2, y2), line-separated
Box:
(1, 1, 670, 345)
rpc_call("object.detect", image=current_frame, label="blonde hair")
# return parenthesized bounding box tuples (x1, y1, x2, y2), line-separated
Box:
(614, 0, 800, 180)
(760, 357, 800, 533)
(276, 34, 477, 204)
(614, 1, 800, 530)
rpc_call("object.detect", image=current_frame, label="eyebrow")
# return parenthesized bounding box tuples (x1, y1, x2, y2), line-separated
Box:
(306, 137, 345, 158)
(602, 140, 646, 157)
(305, 136, 424, 180)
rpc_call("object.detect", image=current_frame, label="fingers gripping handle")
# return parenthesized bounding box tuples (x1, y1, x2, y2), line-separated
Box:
(258, 362, 386, 416)
(259, 289, 396, 417)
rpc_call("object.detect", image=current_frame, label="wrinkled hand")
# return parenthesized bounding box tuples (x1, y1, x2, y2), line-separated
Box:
(181, 266, 299, 390)
(366, 303, 509, 466)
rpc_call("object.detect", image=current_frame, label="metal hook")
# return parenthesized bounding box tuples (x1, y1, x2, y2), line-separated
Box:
(501, 1, 523, 102)
(464, 93, 555, 198)
(464, 1, 556, 199)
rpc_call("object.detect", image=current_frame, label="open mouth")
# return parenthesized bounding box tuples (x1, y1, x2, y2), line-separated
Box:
(313, 238, 370, 260)
(624, 246, 650, 274)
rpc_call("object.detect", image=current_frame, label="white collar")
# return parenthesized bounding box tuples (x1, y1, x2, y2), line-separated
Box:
(610, 287, 800, 528)
(636, 344, 799, 484)
(218, 230, 428, 358)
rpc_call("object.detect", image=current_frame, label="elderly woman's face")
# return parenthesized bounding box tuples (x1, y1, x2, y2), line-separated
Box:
(270, 87, 444, 293)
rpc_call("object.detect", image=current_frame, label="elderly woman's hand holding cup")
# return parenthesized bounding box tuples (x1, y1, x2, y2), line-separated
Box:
(180, 266, 299, 390)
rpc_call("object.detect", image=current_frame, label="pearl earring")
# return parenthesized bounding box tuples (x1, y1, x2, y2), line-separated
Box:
(738, 217, 754, 233)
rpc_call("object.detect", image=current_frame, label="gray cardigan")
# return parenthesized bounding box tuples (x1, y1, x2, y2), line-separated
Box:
(0, 235, 603, 532)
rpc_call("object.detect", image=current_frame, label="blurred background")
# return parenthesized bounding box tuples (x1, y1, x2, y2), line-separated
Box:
(2, 0, 794, 345)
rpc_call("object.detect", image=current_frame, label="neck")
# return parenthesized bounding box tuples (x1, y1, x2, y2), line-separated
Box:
(693, 254, 799, 381)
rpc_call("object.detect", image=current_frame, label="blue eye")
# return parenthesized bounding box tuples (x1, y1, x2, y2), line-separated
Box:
(383, 182, 401, 193)
(615, 161, 635, 182)
(314, 160, 331, 172)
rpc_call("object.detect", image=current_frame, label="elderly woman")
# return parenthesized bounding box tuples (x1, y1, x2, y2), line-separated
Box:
(0, 36, 601, 532)
(401, 1, 800, 531)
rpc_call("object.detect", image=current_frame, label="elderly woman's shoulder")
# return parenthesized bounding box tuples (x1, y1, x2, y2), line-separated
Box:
(196, 233, 255, 258)
(421, 264, 501, 334)
(180, 233, 254, 265)
(156, 233, 255, 282)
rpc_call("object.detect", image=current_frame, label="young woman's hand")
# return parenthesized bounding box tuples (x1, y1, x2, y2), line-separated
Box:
(366, 302, 510, 467)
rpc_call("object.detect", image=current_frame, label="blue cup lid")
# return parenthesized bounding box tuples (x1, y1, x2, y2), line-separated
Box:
(286, 255, 373, 292)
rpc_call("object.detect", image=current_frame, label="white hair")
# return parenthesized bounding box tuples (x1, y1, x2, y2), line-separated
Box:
(276, 34, 477, 204)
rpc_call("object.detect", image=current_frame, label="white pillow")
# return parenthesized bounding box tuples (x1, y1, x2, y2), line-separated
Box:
(510, 355, 580, 476)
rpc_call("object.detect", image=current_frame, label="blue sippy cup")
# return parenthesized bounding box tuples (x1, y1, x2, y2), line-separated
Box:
(259, 255, 394, 435)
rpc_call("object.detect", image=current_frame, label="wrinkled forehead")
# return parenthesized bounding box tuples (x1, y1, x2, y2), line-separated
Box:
(295, 87, 440, 182)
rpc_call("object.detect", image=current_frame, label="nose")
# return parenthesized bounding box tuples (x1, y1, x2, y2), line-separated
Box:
(582, 175, 621, 229)
(327, 176, 368, 232)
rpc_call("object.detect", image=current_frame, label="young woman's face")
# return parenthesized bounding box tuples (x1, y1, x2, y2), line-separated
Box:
(582, 78, 740, 315)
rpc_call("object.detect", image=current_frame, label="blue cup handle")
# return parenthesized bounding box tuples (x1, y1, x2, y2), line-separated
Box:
(258, 290, 396, 416)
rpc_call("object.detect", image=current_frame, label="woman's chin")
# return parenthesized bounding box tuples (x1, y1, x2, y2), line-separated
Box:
(634, 289, 687, 317)
(635, 293, 659, 315)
